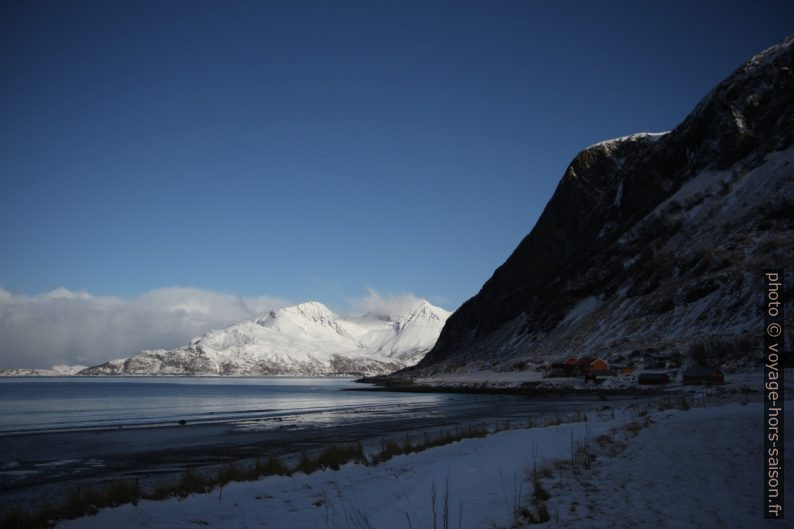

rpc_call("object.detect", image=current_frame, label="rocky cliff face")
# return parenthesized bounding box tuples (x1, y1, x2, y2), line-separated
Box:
(414, 36, 794, 373)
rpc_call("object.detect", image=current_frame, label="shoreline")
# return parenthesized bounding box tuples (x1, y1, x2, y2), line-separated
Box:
(44, 392, 777, 529)
(348, 378, 662, 397)
(1, 390, 635, 517)
(2, 373, 774, 528)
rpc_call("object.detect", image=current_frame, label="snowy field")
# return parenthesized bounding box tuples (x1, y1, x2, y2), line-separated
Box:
(55, 398, 787, 529)
(547, 400, 788, 528)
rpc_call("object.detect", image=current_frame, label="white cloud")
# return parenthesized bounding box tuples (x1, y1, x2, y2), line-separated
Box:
(350, 288, 427, 317)
(0, 287, 291, 370)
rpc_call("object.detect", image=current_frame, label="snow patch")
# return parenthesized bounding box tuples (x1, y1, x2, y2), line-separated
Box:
(561, 296, 602, 326)
(612, 180, 624, 208)
(585, 131, 669, 150)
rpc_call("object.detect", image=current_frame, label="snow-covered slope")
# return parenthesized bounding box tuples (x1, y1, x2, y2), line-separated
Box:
(77, 300, 450, 376)
(0, 364, 88, 377)
(413, 35, 794, 374)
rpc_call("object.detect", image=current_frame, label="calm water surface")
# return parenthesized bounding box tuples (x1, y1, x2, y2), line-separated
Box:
(0, 377, 447, 433)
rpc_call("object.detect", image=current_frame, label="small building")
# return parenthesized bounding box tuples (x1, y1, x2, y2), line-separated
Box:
(548, 357, 579, 377)
(637, 372, 670, 385)
(683, 366, 724, 385)
(585, 369, 617, 384)
(571, 357, 609, 376)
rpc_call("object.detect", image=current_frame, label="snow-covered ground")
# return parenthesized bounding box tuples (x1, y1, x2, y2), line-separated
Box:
(547, 401, 784, 528)
(56, 398, 786, 529)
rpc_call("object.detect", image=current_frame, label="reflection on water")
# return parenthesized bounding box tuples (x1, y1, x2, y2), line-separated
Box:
(0, 377, 447, 433)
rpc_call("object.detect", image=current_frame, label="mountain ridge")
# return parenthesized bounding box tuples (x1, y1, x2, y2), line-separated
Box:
(3, 300, 450, 376)
(411, 35, 794, 374)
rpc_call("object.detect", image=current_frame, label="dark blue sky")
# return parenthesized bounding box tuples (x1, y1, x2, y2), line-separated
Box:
(1, 1, 792, 311)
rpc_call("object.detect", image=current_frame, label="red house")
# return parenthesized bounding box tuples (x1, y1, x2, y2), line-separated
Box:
(549, 357, 579, 377)
(571, 357, 609, 376)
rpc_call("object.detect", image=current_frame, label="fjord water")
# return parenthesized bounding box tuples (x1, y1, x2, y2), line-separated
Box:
(0, 376, 446, 434)
(0, 377, 621, 510)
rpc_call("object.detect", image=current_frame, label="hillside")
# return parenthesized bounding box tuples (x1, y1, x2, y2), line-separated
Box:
(413, 36, 794, 374)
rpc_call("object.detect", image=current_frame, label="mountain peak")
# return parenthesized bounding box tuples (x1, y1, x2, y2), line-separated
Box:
(285, 301, 335, 317)
(75, 297, 451, 376)
(363, 299, 449, 323)
(414, 35, 794, 372)
(406, 300, 451, 321)
(256, 301, 335, 324)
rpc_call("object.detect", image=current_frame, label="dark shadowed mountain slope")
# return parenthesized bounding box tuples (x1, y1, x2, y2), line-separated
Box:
(414, 36, 794, 373)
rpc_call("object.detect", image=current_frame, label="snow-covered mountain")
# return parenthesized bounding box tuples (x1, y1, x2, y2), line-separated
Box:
(76, 300, 450, 376)
(0, 364, 88, 377)
(412, 35, 794, 374)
